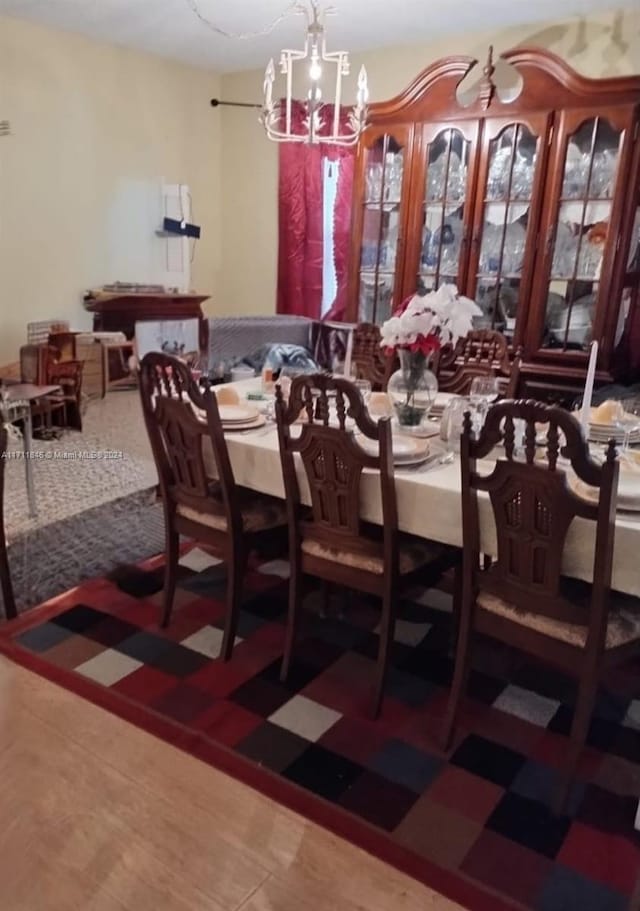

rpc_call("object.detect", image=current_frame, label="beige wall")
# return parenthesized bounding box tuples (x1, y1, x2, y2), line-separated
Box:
(0, 16, 221, 365)
(219, 7, 640, 319)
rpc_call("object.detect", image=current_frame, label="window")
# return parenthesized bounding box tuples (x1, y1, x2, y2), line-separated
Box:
(321, 158, 341, 316)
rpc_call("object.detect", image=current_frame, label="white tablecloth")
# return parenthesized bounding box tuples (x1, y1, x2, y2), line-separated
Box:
(209, 382, 640, 598)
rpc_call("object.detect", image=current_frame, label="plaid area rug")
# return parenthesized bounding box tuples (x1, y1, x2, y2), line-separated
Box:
(1, 545, 638, 911)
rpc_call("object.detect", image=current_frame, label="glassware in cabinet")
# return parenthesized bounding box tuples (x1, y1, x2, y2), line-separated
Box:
(415, 125, 476, 297)
(356, 129, 410, 323)
(541, 116, 624, 352)
(468, 117, 550, 338)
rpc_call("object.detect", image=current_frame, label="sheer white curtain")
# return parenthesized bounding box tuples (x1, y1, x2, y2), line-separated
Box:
(321, 158, 341, 317)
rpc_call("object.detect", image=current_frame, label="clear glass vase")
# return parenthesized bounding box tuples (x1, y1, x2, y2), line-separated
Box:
(387, 349, 438, 428)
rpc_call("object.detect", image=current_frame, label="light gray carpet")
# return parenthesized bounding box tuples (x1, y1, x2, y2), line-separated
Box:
(2, 390, 164, 614)
(5, 390, 157, 539)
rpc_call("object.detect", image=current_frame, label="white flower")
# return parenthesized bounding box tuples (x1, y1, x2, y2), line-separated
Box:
(403, 310, 434, 338)
(380, 286, 482, 350)
(379, 316, 403, 347)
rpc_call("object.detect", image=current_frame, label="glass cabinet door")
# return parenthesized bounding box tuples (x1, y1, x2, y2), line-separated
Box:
(611, 161, 640, 375)
(356, 127, 411, 324)
(536, 113, 631, 353)
(468, 116, 550, 341)
(411, 124, 479, 298)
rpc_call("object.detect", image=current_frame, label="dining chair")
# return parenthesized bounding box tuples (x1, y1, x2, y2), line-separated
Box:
(138, 352, 287, 659)
(352, 322, 397, 390)
(442, 399, 640, 808)
(275, 373, 457, 718)
(0, 425, 17, 620)
(436, 329, 514, 395)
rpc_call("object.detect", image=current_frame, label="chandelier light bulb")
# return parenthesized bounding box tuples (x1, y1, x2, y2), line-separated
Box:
(357, 65, 369, 105)
(308, 85, 322, 103)
(309, 60, 322, 81)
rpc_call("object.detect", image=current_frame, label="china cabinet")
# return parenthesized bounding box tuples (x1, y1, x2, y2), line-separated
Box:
(347, 48, 640, 397)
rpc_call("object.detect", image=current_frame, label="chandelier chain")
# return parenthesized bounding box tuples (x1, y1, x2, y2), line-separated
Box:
(185, 0, 303, 40)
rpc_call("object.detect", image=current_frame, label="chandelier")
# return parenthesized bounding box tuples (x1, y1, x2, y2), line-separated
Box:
(261, 2, 369, 146)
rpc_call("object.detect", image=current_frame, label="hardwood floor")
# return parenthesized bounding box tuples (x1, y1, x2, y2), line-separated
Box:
(0, 655, 464, 911)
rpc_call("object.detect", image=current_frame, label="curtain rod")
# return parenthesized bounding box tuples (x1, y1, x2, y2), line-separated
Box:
(210, 98, 262, 109)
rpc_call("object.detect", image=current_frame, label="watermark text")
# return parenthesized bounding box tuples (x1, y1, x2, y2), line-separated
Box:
(1, 450, 125, 461)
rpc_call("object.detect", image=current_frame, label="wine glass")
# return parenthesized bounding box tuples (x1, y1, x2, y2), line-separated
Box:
(440, 397, 469, 462)
(615, 397, 640, 452)
(469, 375, 500, 431)
(262, 394, 277, 424)
(354, 378, 372, 404)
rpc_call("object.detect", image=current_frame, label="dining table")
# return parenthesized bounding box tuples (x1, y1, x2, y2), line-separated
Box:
(204, 380, 640, 600)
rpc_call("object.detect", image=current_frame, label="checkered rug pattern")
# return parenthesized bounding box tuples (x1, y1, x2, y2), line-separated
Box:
(1, 545, 639, 911)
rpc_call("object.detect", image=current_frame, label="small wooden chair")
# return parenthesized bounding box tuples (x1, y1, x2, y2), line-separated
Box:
(102, 340, 137, 393)
(352, 322, 397, 390)
(442, 399, 640, 808)
(138, 352, 287, 659)
(46, 357, 85, 431)
(22, 345, 85, 433)
(275, 373, 457, 718)
(0, 425, 17, 620)
(436, 329, 514, 395)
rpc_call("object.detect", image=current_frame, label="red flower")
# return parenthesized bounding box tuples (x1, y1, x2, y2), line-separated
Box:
(409, 334, 442, 355)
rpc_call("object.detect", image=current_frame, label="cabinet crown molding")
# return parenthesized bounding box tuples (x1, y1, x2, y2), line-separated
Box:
(369, 47, 640, 123)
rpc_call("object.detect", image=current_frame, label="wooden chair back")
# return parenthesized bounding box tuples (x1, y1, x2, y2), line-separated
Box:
(275, 373, 399, 576)
(19, 345, 47, 385)
(47, 357, 84, 394)
(48, 331, 77, 361)
(437, 329, 512, 395)
(352, 323, 396, 390)
(138, 352, 241, 534)
(47, 354, 85, 430)
(461, 399, 619, 638)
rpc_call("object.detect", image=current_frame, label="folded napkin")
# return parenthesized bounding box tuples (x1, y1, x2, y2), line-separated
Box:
(215, 387, 240, 406)
(368, 392, 393, 418)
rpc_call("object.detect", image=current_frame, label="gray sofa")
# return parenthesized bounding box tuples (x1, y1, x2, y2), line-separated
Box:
(206, 315, 354, 374)
(207, 315, 314, 367)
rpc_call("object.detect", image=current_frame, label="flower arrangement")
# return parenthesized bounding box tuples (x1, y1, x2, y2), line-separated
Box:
(380, 286, 481, 427)
(379, 284, 482, 355)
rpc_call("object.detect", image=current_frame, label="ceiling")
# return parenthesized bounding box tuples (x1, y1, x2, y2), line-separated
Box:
(0, 0, 633, 72)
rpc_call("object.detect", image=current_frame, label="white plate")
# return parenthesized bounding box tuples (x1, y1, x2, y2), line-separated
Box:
(570, 470, 640, 511)
(222, 414, 266, 432)
(391, 419, 441, 439)
(218, 404, 260, 423)
(588, 429, 640, 445)
(589, 420, 640, 430)
(393, 453, 434, 468)
(356, 433, 429, 462)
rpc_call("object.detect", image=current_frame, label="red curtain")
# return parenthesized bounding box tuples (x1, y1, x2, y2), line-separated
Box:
(277, 101, 355, 320)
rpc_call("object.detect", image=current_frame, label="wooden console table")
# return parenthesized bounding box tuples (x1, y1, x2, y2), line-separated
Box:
(83, 291, 210, 353)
